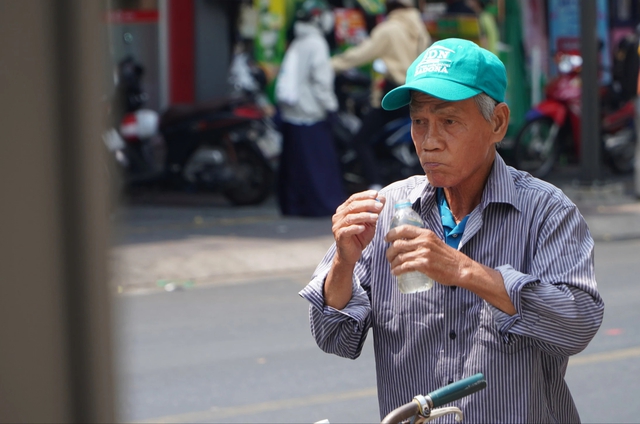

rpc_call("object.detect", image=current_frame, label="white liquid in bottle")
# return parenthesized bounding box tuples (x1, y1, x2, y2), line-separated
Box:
(389, 199, 434, 294)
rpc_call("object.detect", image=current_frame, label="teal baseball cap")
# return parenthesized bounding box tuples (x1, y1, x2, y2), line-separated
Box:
(381, 38, 507, 110)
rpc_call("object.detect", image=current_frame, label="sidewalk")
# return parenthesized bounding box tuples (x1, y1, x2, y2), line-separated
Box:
(110, 195, 337, 294)
(110, 175, 640, 294)
(561, 179, 640, 241)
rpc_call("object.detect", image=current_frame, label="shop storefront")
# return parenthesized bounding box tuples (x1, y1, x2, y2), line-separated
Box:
(107, 0, 163, 110)
(105, 0, 640, 121)
(106, 0, 242, 109)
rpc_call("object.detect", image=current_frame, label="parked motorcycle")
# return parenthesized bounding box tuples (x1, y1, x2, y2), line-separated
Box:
(102, 56, 162, 188)
(513, 49, 636, 178)
(331, 68, 423, 193)
(104, 52, 280, 206)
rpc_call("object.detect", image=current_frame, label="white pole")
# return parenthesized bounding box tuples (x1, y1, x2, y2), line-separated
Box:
(531, 46, 541, 106)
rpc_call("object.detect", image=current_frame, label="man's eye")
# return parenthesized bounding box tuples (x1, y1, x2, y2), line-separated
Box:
(445, 119, 456, 125)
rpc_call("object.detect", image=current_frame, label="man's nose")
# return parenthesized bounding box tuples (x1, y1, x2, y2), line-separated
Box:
(417, 123, 441, 150)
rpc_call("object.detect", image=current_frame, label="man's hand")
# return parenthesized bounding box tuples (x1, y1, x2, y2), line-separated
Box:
(385, 225, 463, 286)
(385, 225, 516, 315)
(332, 190, 386, 266)
(324, 190, 385, 310)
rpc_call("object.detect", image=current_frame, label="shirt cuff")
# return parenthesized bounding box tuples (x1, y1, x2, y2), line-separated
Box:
(491, 265, 541, 341)
(298, 265, 371, 324)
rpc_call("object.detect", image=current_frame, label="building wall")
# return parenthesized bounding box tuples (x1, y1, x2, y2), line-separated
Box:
(109, 21, 161, 111)
(195, 0, 234, 102)
(1, 1, 115, 421)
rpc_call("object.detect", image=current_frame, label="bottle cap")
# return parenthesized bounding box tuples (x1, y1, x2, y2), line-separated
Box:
(394, 199, 412, 209)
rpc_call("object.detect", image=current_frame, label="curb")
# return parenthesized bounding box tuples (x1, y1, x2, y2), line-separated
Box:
(111, 234, 334, 294)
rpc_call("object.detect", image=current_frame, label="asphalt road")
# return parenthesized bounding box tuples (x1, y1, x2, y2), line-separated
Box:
(113, 237, 640, 423)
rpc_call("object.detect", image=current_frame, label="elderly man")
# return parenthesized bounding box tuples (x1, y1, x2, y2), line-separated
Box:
(299, 38, 604, 422)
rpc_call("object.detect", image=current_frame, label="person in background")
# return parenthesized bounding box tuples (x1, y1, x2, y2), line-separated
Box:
(330, 0, 430, 191)
(274, 0, 346, 217)
(468, 0, 499, 55)
(445, 0, 475, 14)
(610, 24, 640, 198)
(300, 38, 604, 422)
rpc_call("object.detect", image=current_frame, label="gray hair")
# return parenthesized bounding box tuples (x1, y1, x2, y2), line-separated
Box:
(473, 93, 498, 122)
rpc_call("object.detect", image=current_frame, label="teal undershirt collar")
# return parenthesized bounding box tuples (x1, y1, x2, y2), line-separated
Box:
(437, 188, 469, 249)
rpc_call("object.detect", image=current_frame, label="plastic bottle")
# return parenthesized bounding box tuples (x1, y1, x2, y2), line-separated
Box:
(389, 199, 434, 294)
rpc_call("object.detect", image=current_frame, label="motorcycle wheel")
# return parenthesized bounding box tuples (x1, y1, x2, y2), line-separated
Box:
(222, 142, 274, 206)
(513, 116, 560, 178)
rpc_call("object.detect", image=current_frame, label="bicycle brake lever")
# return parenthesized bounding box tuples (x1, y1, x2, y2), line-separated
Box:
(414, 407, 463, 423)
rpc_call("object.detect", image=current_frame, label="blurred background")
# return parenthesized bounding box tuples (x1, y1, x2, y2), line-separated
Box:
(98, 0, 639, 138)
(1, 0, 640, 423)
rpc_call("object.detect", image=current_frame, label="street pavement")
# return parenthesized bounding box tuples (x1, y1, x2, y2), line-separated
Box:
(109, 172, 640, 295)
(110, 171, 640, 423)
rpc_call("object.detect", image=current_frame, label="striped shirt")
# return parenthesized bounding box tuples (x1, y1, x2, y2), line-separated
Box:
(299, 155, 604, 423)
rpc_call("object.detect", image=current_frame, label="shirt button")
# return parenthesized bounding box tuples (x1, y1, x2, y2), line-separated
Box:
(452, 234, 458, 238)
(449, 330, 457, 340)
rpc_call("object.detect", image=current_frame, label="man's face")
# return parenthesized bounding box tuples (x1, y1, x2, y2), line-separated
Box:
(409, 92, 503, 192)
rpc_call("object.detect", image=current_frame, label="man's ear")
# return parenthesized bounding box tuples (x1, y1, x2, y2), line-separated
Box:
(491, 102, 510, 142)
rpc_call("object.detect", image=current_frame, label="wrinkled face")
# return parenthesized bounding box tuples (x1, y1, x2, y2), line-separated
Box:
(409, 92, 504, 193)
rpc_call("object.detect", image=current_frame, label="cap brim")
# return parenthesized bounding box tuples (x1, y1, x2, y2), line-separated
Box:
(381, 78, 483, 110)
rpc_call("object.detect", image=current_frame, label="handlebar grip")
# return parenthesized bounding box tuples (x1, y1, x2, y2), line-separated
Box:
(428, 373, 487, 408)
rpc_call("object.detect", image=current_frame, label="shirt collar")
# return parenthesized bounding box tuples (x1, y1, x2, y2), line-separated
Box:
(480, 154, 520, 212)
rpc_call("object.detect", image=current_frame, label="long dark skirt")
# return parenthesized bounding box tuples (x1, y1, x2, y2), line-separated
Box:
(277, 121, 346, 217)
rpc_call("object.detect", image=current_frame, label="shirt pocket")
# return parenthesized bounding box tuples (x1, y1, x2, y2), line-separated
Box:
(374, 289, 442, 338)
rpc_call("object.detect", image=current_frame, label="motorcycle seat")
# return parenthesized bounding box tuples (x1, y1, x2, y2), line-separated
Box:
(160, 98, 236, 129)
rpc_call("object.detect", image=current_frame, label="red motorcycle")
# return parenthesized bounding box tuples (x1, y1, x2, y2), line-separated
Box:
(103, 54, 280, 206)
(513, 50, 636, 178)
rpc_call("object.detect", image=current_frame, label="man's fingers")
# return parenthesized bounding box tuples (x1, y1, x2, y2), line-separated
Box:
(385, 238, 410, 263)
(336, 191, 376, 213)
(336, 190, 385, 215)
(334, 224, 367, 239)
(385, 224, 424, 243)
(344, 211, 379, 226)
(387, 251, 419, 275)
(351, 189, 380, 201)
(389, 260, 409, 276)
(333, 212, 379, 235)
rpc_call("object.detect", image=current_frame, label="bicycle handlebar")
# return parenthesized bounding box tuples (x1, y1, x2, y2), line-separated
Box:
(381, 373, 487, 424)
(380, 400, 419, 424)
(429, 373, 486, 408)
